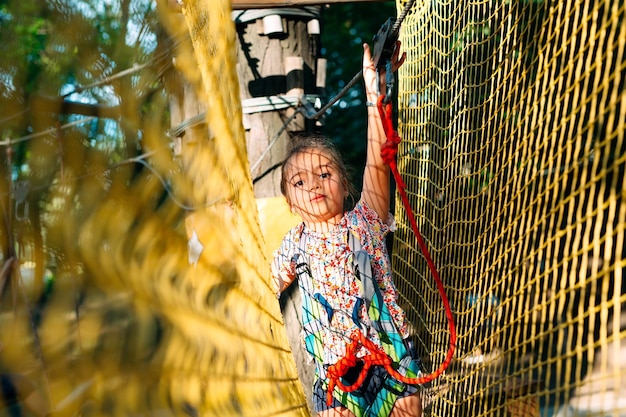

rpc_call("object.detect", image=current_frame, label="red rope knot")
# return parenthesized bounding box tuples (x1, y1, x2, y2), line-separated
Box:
(325, 332, 367, 406)
(376, 95, 402, 166)
(381, 132, 401, 165)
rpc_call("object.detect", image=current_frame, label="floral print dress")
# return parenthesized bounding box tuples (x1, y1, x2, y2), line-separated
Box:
(272, 199, 410, 367)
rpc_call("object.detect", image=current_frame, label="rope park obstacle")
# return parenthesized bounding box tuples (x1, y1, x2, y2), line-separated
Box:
(267, 1, 458, 411)
(0, 0, 624, 417)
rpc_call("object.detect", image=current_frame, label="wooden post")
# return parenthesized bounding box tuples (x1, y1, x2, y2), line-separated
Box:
(233, 6, 322, 198)
(233, 7, 322, 413)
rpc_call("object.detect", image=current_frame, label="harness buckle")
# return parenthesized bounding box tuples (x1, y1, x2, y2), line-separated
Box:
(382, 374, 407, 396)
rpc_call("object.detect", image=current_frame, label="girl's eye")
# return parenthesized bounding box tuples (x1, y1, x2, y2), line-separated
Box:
(320, 172, 331, 179)
(293, 180, 304, 188)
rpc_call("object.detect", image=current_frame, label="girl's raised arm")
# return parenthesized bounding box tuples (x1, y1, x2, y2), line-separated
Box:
(361, 41, 405, 222)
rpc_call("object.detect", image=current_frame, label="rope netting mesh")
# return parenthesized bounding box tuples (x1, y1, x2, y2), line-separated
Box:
(0, 0, 306, 416)
(0, 0, 624, 416)
(394, 0, 625, 415)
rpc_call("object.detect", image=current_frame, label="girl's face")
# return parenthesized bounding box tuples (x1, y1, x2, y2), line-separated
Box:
(284, 148, 347, 228)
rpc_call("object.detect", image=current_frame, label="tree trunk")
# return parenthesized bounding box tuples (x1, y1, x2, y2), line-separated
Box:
(234, 7, 324, 198)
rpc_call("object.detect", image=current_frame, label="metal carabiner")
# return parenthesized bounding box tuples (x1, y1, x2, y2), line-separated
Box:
(372, 16, 399, 103)
(383, 60, 395, 104)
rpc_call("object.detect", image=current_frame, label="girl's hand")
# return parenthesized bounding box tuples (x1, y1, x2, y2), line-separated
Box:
(362, 40, 406, 98)
(271, 256, 297, 296)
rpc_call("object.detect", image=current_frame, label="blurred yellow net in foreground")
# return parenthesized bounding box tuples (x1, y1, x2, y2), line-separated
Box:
(0, 0, 307, 416)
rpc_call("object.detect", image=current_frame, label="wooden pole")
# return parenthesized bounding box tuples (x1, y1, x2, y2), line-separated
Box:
(234, 6, 322, 198)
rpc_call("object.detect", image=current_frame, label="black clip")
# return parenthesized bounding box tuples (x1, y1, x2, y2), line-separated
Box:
(371, 17, 399, 101)
(372, 17, 399, 70)
(295, 261, 312, 279)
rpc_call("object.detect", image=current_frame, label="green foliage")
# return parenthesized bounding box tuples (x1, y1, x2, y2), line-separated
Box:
(0, 0, 171, 275)
(320, 2, 396, 191)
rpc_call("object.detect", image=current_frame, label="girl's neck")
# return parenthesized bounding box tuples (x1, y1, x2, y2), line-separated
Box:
(304, 212, 344, 234)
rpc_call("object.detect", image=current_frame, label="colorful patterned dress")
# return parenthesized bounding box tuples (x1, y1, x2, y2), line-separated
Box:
(272, 199, 410, 366)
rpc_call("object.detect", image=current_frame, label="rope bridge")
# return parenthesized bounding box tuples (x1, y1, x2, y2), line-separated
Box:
(0, 0, 624, 417)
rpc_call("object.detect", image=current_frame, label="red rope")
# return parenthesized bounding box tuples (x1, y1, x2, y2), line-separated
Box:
(326, 323, 454, 406)
(324, 96, 457, 406)
(325, 332, 374, 405)
(376, 94, 456, 384)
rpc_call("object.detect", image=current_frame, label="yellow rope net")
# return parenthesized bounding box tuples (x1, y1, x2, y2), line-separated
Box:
(394, 0, 625, 415)
(1, 0, 306, 416)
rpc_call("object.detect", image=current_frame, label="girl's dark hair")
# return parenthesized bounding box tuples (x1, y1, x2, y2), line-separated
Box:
(280, 134, 357, 205)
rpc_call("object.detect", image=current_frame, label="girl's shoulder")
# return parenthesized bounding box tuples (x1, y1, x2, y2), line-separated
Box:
(347, 198, 383, 223)
(347, 198, 396, 238)
(277, 222, 306, 251)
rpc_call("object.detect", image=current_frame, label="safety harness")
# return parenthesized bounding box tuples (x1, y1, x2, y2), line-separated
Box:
(294, 230, 421, 417)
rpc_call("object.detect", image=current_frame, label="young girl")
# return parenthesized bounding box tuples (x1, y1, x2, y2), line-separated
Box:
(272, 42, 422, 417)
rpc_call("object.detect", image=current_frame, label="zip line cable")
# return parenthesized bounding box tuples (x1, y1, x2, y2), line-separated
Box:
(305, 0, 415, 119)
(0, 117, 98, 146)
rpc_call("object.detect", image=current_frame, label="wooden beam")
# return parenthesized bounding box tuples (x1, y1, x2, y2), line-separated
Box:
(167, 0, 391, 13)
(230, 0, 390, 8)
(30, 95, 120, 119)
